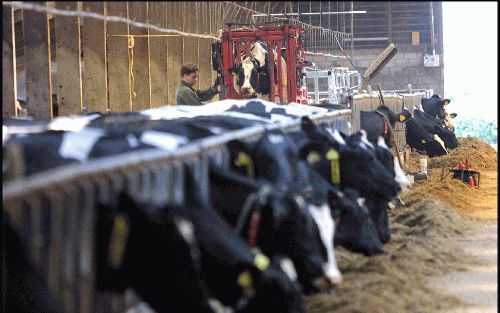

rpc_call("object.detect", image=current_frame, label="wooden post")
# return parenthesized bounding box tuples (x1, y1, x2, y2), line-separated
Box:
(82, 2, 108, 113)
(55, 1, 83, 116)
(166, 2, 184, 105)
(148, 2, 169, 107)
(3, 5, 17, 117)
(23, 2, 53, 119)
(198, 2, 214, 98)
(106, 2, 130, 112)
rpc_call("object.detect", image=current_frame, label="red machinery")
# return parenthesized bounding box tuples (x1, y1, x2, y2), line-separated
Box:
(215, 22, 309, 104)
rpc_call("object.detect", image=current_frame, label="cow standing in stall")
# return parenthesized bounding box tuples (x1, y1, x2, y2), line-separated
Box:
(229, 42, 288, 103)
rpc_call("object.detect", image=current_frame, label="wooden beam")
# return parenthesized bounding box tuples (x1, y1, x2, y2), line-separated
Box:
(3, 5, 17, 117)
(82, 2, 107, 113)
(55, 2, 82, 117)
(183, 2, 199, 89)
(148, 2, 168, 107)
(166, 2, 183, 105)
(128, 2, 151, 111)
(106, 2, 130, 113)
(23, 2, 53, 119)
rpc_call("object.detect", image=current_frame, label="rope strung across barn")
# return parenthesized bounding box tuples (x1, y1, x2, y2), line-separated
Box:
(5, 1, 352, 60)
(3, 1, 220, 41)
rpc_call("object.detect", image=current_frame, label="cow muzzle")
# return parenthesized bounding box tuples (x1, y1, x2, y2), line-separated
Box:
(312, 274, 342, 292)
(241, 86, 255, 97)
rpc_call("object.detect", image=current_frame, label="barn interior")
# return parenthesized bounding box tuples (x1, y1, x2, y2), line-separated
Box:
(2, 2, 496, 313)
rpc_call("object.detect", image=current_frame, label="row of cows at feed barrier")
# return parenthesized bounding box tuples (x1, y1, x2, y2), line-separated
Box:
(2, 98, 458, 313)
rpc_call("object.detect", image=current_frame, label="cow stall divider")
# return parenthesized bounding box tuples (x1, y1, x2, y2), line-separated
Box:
(3, 109, 351, 313)
(217, 22, 307, 104)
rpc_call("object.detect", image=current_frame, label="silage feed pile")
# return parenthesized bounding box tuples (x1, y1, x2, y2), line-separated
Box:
(304, 137, 497, 313)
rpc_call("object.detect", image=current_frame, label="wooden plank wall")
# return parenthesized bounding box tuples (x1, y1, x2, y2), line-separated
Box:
(55, 2, 82, 116)
(3, 6, 17, 117)
(351, 92, 426, 150)
(106, 2, 131, 113)
(23, 1, 53, 119)
(128, 2, 151, 111)
(148, 2, 168, 107)
(4, 2, 270, 118)
(82, 2, 107, 113)
(166, 2, 184, 105)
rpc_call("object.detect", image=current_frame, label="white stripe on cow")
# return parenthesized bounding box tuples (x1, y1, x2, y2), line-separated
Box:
(307, 203, 342, 283)
(58, 128, 104, 162)
(140, 131, 188, 151)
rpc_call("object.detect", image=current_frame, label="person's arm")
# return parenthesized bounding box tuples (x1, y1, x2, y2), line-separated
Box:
(195, 86, 218, 102)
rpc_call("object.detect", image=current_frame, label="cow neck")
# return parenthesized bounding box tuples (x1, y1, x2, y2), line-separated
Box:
(234, 184, 272, 247)
(374, 109, 389, 136)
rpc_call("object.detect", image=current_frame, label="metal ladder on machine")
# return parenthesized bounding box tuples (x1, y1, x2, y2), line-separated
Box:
(303, 66, 362, 107)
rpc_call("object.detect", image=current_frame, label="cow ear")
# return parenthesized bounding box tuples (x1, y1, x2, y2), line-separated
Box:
(450, 113, 457, 118)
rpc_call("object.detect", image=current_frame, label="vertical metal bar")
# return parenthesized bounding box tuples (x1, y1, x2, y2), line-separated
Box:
(267, 41, 275, 102)
(276, 39, 283, 103)
(78, 179, 96, 313)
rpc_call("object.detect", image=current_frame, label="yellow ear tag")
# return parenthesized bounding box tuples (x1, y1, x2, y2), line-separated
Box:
(399, 115, 406, 122)
(306, 151, 321, 165)
(234, 151, 255, 179)
(237, 271, 253, 288)
(421, 139, 427, 144)
(254, 253, 270, 271)
(108, 214, 130, 269)
(326, 148, 341, 185)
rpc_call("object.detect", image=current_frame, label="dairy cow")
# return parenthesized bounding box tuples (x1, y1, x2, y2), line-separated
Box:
(359, 105, 412, 148)
(229, 42, 288, 103)
(209, 162, 337, 294)
(402, 108, 448, 157)
(412, 108, 458, 150)
(225, 131, 343, 287)
(421, 94, 457, 132)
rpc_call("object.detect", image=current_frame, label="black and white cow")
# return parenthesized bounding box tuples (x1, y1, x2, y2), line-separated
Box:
(228, 42, 288, 103)
(359, 105, 412, 148)
(412, 108, 459, 150)
(421, 94, 457, 132)
(95, 192, 216, 313)
(401, 108, 448, 157)
(3, 215, 66, 313)
(209, 162, 337, 294)
(225, 131, 343, 287)
(182, 164, 306, 313)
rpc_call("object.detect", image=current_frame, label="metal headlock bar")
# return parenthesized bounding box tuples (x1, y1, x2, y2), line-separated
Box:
(3, 109, 351, 202)
(3, 108, 350, 313)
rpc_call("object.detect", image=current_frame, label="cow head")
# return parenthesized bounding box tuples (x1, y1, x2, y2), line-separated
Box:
(421, 95, 450, 120)
(444, 112, 457, 132)
(229, 57, 260, 98)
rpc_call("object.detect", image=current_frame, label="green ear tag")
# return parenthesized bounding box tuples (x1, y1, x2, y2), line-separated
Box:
(254, 253, 270, 271)
(326, 148, 341, 185)
(234, 151, 255, 179)
(108, 214, 130, 269)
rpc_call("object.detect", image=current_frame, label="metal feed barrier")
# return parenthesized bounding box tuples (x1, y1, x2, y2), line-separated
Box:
(3, 109, 351, 313)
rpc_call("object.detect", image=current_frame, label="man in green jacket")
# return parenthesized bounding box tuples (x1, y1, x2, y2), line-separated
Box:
(175, 64, 219, 105)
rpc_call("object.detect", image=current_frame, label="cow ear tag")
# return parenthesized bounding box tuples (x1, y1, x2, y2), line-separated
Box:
(254, 253, 270, 271)
(237, 271, 256, 298)
(306, 151, 321, 165)
(108, 213, 130, 269)
(234, 151, 255, 179)
(399, 114, 407, 122)
(326, 148, 341, 185)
